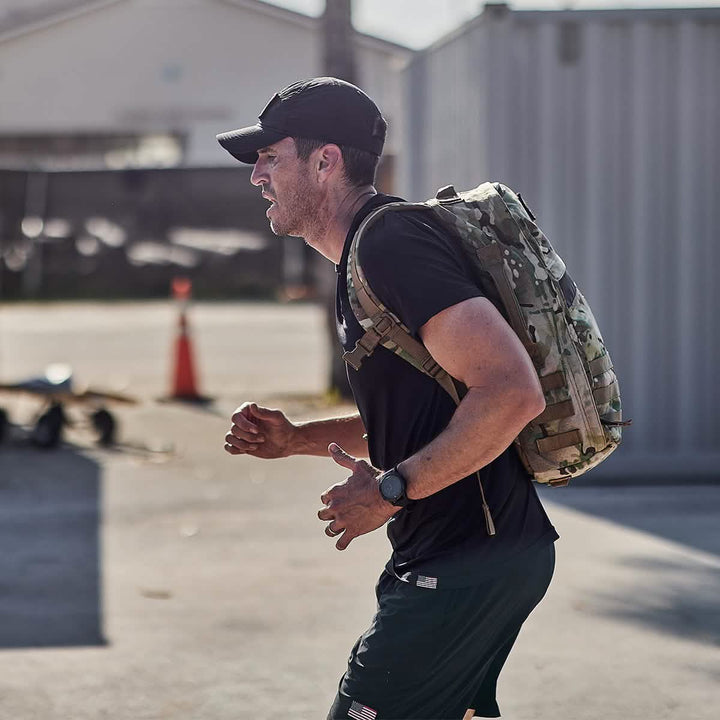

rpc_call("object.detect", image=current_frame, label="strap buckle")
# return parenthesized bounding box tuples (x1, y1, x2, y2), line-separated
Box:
(343, 332, 379, 371)
(342, 314, 397, 371)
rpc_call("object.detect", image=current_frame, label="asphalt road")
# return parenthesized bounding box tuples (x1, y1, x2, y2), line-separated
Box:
(0, 302, 718, 720)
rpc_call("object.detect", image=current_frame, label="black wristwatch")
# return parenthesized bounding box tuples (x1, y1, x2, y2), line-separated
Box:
(378, 466, 409, 507)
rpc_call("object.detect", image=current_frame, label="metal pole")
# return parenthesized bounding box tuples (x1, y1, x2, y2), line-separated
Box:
(321, 0, 357, 398)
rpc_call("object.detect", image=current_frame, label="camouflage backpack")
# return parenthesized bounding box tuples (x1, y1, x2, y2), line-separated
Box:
(343, 182, 627, 532)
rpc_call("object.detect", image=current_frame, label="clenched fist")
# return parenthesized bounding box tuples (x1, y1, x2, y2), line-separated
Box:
(224, 402, 296, 459)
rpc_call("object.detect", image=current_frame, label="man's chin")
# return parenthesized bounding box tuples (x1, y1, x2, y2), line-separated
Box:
(269, 221, 291, 236)
(267, 213, 285, 235)
(269, 219, 303, 238)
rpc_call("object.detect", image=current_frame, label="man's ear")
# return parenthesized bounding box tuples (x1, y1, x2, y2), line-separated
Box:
(316, 144, 343, 179)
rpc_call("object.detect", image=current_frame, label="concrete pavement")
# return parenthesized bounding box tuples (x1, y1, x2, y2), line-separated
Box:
(0, 302, 717, 719)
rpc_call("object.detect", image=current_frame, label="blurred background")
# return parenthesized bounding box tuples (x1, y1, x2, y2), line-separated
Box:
(0, 2, 718, 718)
(1, 0, 718, 474)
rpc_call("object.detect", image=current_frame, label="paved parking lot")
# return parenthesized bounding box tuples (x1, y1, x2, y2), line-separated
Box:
(0, 302, 718, 719)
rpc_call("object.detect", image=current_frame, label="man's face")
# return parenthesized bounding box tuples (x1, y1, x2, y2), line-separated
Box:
(250, 137, 320, 237)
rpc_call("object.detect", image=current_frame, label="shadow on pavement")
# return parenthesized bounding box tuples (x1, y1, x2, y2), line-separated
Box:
(538, 483, 720, 557)
(594, 555, 720, 647)
(539, 483, 720, 647)
(0, 447, 105, 648)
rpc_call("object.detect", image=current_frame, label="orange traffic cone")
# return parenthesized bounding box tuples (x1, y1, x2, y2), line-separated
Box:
(169, 278, 209, 402)
(172, 312, 200, 399)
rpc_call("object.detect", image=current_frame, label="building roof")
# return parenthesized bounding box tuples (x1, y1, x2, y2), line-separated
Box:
(0, 0, 412, 53)
(423, 2, 720, 54)
(0, 0, 120, 42)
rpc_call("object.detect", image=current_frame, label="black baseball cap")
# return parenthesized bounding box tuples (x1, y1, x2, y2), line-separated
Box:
(216, 77, 387, 164)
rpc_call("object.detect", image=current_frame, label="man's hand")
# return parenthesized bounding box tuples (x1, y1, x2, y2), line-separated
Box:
(224, 402, 295, 459)
(317, 443, 398, 551)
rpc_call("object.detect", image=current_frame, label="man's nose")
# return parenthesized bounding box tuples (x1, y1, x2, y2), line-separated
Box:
(250, 161, 267, 187)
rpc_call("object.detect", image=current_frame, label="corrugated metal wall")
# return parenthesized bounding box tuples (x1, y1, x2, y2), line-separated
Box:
(402, 7, 720, 477)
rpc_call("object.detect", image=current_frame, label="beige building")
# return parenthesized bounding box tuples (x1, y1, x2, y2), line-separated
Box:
(0, 0, 410, 171)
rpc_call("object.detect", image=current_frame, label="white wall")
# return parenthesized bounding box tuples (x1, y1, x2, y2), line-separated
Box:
(0, 0, 410, 166)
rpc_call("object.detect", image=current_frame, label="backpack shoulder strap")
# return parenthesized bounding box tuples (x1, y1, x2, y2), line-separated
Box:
(342, 202, 462, 406)
(344, 198, 495, 537)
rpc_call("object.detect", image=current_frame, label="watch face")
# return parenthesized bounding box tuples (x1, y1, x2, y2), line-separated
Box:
(380, 471, 404, 502)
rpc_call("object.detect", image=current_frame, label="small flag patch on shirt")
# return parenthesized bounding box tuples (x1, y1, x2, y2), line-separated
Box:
(348, 700, 377, 720)
(416, 575, 438, 589)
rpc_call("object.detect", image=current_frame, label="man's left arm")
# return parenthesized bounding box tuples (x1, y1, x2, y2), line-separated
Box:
(318, 296, 545, 550)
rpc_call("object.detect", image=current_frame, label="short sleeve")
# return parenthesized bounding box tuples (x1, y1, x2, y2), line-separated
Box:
(357, 211, 484, 335)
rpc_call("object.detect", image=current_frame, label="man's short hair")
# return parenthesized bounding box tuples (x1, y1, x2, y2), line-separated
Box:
(293, 137, 380, 187)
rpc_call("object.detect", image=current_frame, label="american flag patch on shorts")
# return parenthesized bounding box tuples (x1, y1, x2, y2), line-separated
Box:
(348, 699, 377, 720)
(416, 575, 438, 589)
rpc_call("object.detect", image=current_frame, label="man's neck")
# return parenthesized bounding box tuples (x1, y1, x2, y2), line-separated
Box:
(305, 185, 377, 263)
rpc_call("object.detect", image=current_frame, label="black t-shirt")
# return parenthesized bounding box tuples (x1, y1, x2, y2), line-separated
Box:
(335, 194, 558, 586)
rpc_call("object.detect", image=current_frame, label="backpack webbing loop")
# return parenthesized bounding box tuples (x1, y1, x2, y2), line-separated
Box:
(536, 429, 582, 454)
(592, 384, 616, 405)
(435, 185, 463, 204)
(539, 371, 565, 393)
(588, 354, 613, 376)
(536, 399, 575, 424)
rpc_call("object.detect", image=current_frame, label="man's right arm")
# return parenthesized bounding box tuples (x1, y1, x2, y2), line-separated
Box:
(224, 403, 368, 459)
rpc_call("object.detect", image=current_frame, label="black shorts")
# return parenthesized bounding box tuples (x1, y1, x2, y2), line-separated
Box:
(327, 542, 555, 720)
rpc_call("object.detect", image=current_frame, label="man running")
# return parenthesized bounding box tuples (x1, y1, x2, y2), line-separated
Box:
(220, 77, 557, 720)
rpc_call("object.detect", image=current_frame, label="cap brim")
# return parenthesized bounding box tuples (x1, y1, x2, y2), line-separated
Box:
(216, 124, 287, 164)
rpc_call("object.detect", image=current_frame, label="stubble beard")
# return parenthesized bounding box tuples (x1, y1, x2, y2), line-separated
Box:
(268, 175, 325, 241)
